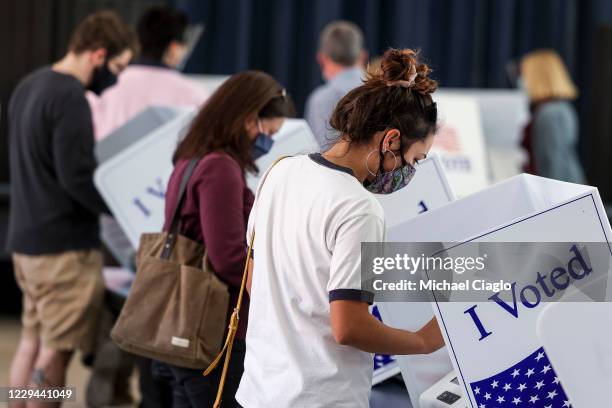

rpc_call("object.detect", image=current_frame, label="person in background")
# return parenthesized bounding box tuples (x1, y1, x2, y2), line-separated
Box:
(88, 6, 208, 140)
(85, 9, 207, 405)
(237, 48, 443, 408)
(6, 11, 134, 408)
(520, 49, 586, 184)
(156, 71, 294, 408)
(304, 20, 367, 151)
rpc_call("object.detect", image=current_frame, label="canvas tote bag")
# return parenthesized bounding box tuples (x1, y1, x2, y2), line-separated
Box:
(111, 159, 230, 369)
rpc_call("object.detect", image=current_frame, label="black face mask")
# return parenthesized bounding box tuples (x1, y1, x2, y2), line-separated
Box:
(88, 64, 117, 95)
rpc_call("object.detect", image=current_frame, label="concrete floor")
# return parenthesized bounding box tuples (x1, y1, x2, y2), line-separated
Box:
(0, 317, 136, 407)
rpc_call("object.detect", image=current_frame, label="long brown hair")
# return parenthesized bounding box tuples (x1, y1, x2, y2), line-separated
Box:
(174, 71, 294, 173)
(330, 48, 438, 149)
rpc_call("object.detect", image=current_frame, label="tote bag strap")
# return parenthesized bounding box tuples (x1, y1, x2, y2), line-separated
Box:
(203, 155, 290, 407)
(160, 159, 199, 260)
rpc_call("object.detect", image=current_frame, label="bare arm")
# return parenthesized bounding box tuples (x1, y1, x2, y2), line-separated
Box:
(330, 300, 444, 355)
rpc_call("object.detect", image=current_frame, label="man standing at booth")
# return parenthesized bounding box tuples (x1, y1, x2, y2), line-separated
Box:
(6, 11, 134, 406)
(88, 6, 208, 140)
(304, 20, 367, 151)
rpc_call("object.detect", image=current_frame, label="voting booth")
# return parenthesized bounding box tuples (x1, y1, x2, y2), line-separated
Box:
(437, 89, 528, 184)
(383, 174, 611, 407)
(187, 74, 230, 95)
(375, 155, 454, 228)
(420, 93, 489, 197)
(438, 89, 527, 150)
(95, 114, 318, 248)
(94, 107, 190, 270)
(95, 108, 196, 248)
(372, 155, 455, 384)
(538, 292, 612, 407)
(95, 106, 182, 163)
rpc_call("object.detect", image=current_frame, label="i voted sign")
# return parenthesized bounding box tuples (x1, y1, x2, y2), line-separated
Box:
(387, 174, 612, 407)
(95, 116, 318, 248)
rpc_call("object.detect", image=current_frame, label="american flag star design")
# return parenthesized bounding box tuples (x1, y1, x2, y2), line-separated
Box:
(470, 347, 571, 407)
(374, 352, 396, 370)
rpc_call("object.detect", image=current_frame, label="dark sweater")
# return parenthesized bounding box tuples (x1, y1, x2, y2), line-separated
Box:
(163, 152, 254, 340)
(6, 67, 109, 255)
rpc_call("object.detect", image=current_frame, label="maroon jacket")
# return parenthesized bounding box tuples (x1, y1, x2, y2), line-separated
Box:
(163, 151, 254, 339)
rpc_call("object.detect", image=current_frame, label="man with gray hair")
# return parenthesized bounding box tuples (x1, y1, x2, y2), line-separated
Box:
(305, 20, 367, 150)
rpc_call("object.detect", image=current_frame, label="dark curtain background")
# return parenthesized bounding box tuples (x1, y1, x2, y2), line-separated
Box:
(2, 0, 612, 183)
(172, 0, 612, 115)
(171, 0, 612, 190)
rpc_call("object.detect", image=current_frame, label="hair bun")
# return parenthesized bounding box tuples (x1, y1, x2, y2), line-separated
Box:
(368, 48, 438, 96)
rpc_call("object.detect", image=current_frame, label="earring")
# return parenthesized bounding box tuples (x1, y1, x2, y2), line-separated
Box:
(382, 149, 399, 173)
(365, 149, 380, 176)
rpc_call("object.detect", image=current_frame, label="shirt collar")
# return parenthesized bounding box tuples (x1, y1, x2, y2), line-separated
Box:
(308, 153, 354, 176)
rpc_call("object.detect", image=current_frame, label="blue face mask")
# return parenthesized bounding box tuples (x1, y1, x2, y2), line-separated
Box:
(252, 120, 275, 159)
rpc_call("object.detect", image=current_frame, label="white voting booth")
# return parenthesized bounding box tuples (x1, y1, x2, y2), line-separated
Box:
(424, 93, 489, 197)
(95, 113, 318, 248)
(95, 108, 195, 247)
(438, 89, 528, 183)
(438, 89, 527, 150)
(187, 74, 230, 96)
(538, 294, 612, 407)
(376, 155, 454, 228)
(384, 174, 611, 408)
(372, 155, 455, 384)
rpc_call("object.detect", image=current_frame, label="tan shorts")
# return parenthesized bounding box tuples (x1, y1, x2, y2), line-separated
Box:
(13, 249, 104, 353)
